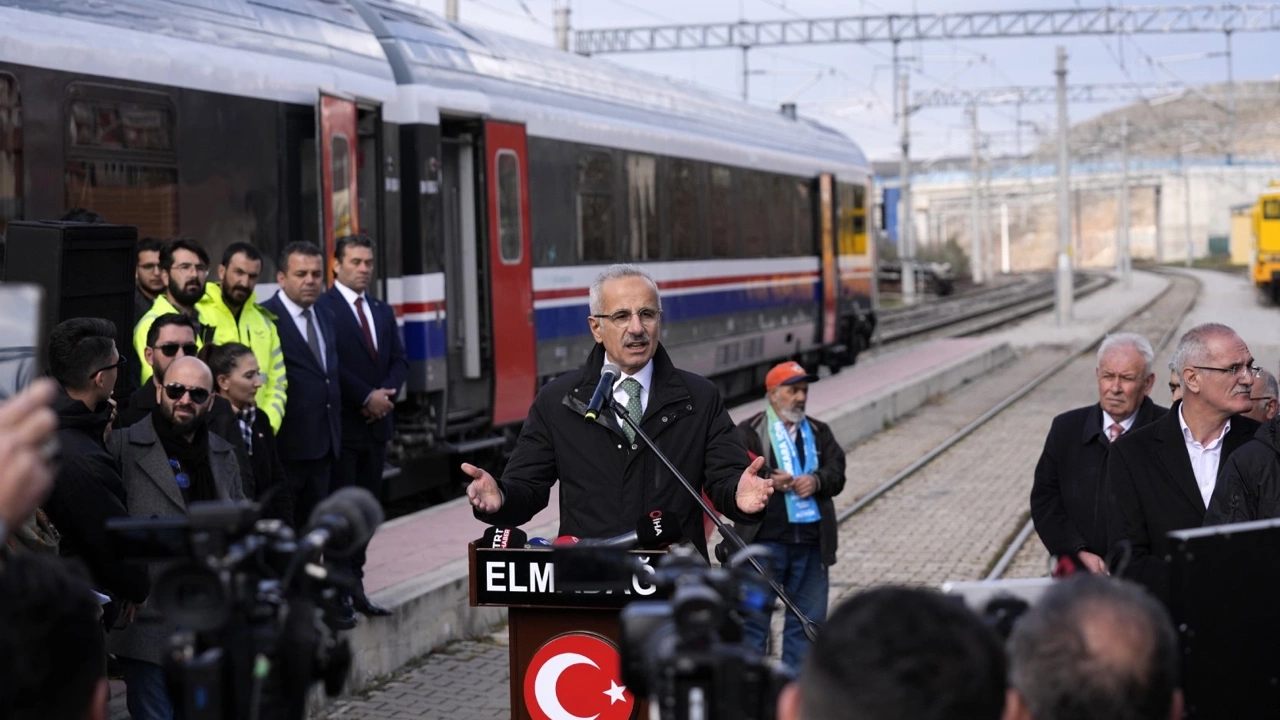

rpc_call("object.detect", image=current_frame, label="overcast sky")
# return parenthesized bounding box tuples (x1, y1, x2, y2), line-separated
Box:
(410, 0, 1278, 164)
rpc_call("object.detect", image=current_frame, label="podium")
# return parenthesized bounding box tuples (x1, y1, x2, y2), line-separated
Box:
(468, 543, 666, 720)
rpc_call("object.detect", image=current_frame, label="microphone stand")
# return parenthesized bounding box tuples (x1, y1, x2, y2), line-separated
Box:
(609, 398, 821, 643)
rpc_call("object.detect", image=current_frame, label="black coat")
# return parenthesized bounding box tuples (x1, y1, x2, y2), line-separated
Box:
(1031, 398, 1167, 557)
(734, 411, 847, 566)
(316, 286, 408, 446)
(475, 343, 763, 558)
(261, 294, 342, 462)
(1205, 418, 1280, 525)
(43, 388, 151, 607)
(1104, 402, 1258, 604)
(240, 408, 295, 527)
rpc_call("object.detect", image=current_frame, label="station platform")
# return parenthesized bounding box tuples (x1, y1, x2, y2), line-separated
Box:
(333, 334, 1016, 700)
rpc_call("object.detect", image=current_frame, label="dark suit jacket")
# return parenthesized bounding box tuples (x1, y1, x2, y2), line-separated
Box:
(1104, 402, 1258, 604)
(1031, 398, 1166, 557)
(244, 408, 295, 526)
(260, 293, 341, 462)
(317, 286, 407, 446)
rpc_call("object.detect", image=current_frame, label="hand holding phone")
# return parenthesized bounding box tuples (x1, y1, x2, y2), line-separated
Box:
(0, 378, 59, 534)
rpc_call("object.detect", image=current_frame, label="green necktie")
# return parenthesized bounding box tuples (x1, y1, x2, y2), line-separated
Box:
(620, 377, 643, 444)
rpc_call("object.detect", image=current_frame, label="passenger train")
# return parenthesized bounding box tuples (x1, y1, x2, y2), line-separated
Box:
(0, 0, 876, 492)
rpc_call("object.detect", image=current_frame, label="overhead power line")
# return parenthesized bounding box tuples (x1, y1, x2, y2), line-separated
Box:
(575, 5, 1280, 54)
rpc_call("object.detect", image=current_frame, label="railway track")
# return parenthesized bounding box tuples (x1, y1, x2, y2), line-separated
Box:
(829, 271, 1201, 590)
(874, 272, 1111, 347)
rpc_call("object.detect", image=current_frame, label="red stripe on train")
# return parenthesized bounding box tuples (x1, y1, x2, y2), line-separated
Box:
(532, 270, 819, 301)
(392, 300, 447, 316)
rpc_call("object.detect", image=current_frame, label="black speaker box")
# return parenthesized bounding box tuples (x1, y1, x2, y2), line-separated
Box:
(1169, 519, 1280, 717)
(3, 221, 137, 397)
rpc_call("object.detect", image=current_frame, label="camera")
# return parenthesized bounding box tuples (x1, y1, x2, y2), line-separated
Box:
(106, 487, 383, 720)
(591, 545, 792, 720)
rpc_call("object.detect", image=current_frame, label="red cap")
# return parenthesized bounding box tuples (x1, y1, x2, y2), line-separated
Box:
(765, 361, 819, 391)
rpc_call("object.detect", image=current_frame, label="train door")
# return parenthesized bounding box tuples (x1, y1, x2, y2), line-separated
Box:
(318, 92, 359, 282)
(482, 121, 535, 427)
(816, 173, 839, 346)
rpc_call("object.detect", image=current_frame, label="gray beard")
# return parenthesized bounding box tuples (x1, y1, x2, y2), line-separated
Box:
(777, 407, 805, 424)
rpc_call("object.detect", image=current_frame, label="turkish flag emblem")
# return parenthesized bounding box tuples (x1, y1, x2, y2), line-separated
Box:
(523, 633, 636, 720)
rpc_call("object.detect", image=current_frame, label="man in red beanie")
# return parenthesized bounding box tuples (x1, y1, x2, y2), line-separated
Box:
(734, 361, 846, 673)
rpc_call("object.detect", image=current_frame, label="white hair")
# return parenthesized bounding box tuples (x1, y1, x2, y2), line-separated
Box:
(588, 264, 661, 314)
(1096, 332, 1155, 376)
(1261, 369, 1279, 399)
(1170, 323, 1238, 373)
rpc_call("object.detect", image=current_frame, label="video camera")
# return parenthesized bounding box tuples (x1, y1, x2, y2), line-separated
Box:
(106, 487, 384, 720)
(556, 543, 792, 720)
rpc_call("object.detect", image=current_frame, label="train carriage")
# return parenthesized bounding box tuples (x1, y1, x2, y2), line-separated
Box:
(0, 0, 875, 500)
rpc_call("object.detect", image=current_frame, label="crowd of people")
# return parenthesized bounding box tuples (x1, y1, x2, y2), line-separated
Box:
(0, 250, 1272, 720)
(0, 229, 407, 720)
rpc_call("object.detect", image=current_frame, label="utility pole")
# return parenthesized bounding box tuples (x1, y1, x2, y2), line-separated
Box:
(1055, 45, 1073, 326)
(741, 47, 750, 101)
(983, 157, 994, 281)
(555, 2, 571, 51)
(1119, 116, 1132, 289)
(1184, 162, 1194, 267)
(446, 0, 459, 22)
(969, 103, 984, 284)
(900, 71, 916, 302)
(1226, 30, 1235, 165)
(1001, 202, 1010, 274)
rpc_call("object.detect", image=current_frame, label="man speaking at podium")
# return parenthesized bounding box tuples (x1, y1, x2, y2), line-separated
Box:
(464, 264, 772, 557)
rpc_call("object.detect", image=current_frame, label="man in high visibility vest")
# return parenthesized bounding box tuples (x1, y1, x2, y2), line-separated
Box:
(194, 242, 288, 432)
(133, 239, 210, 385)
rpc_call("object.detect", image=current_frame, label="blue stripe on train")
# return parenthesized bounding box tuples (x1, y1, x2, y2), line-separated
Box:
(534, 283, 820, 341)
(402, 319, 447, 362)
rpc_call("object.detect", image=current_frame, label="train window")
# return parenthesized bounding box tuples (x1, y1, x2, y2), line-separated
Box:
(626, 154, 659, 261)
(578, 151, 614, 263)
(740, 170, 768, 258)
(330, 134, 355, 238)
(0, 74, 21, 247)
(768, 175, 792, 256)
(666, 158, 700, 259)
(708, 166, 734, 258)
(794, 181, 812, 255)
(65, 162, 179, 238)
(1265, 199, 1280, 220)
(69, 100, 173, 151)
(837, 182, 868, 255)
(496, 150, 522, 264)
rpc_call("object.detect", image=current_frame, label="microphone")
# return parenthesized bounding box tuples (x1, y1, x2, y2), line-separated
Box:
(480, 526, 528, 549)
(527, 537, 552, 547)
(584, 363, 621, 421)
(579, 510, 672, 550)
(552, 535, 580, 546)
(303, 487, 385, 558)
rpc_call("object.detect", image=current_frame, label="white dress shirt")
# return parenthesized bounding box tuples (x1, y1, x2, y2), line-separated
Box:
(1177, 405, 1231, 507)
(1102, 410, 1139, 439)
(275, 291, 326, 369)
(607, 356, 654, 416)
(334, 280, 378, 350)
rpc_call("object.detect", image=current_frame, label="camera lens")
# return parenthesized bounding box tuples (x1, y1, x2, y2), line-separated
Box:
(155, 563, 231, 632)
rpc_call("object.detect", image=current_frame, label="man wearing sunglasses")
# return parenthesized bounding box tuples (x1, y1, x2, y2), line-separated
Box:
(107, 355, 244, 720)
(117, 314, 199, 429)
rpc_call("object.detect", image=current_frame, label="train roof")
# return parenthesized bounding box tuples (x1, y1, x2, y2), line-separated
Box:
(357, 0, 870, 178)
(0, 0, 397, 103)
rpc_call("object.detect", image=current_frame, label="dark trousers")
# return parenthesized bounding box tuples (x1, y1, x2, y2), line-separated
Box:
(336, 441, 385, 586)
(120, 656, 177, 720)
(285, 457, 332, 530)
(741, 542, 828, 674)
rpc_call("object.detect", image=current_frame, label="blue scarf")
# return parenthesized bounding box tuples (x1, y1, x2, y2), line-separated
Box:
(765, 404, 821, 524)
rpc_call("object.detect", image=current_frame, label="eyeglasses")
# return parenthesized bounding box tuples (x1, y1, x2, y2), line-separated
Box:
(1192, 364, 1262, 378)
(171, 262, 209, 274)
(1168, 383, 1181, 393)
(592, 308, 662, 329)
(164, 382, 211, 404)
(93, 356, 126, 376)
(1252, 396, 1275, 403)
(151, 342, 198, 358)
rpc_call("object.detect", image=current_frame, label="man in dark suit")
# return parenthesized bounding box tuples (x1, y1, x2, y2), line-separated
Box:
(260, 242, 342, 556)
(317, 234, 406, 618)
(1105, 323, 1260, 605)
(1031, 332, 1166, 574)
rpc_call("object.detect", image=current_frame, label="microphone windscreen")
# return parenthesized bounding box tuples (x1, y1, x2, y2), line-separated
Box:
(306, 487, 379, 557)
(480, 526, 528, 549)
(601, 363, 621, 379)
(636, 510, 673, 549)
(552, 535, 580, 546)
(528, 537, 552, 547)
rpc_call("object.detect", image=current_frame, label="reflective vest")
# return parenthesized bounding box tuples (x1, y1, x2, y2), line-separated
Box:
(195, 283, 288, 432)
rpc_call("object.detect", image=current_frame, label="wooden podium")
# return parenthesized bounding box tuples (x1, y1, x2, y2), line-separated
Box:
(468, 543, 666, 720)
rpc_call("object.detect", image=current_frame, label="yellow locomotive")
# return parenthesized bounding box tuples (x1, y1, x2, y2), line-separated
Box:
(1254, 183, 1280, 303)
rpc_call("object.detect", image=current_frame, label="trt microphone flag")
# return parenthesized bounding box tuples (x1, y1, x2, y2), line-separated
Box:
(480, 526, 528, 549)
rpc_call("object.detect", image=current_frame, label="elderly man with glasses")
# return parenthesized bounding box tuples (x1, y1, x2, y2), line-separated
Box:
(1105, 323, 1260, 606)
(463, 263, 773, 560)
(1206, 365, 1280, 526)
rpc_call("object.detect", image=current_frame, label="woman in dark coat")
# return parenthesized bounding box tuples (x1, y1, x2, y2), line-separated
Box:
(205, 343, 295, 527)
